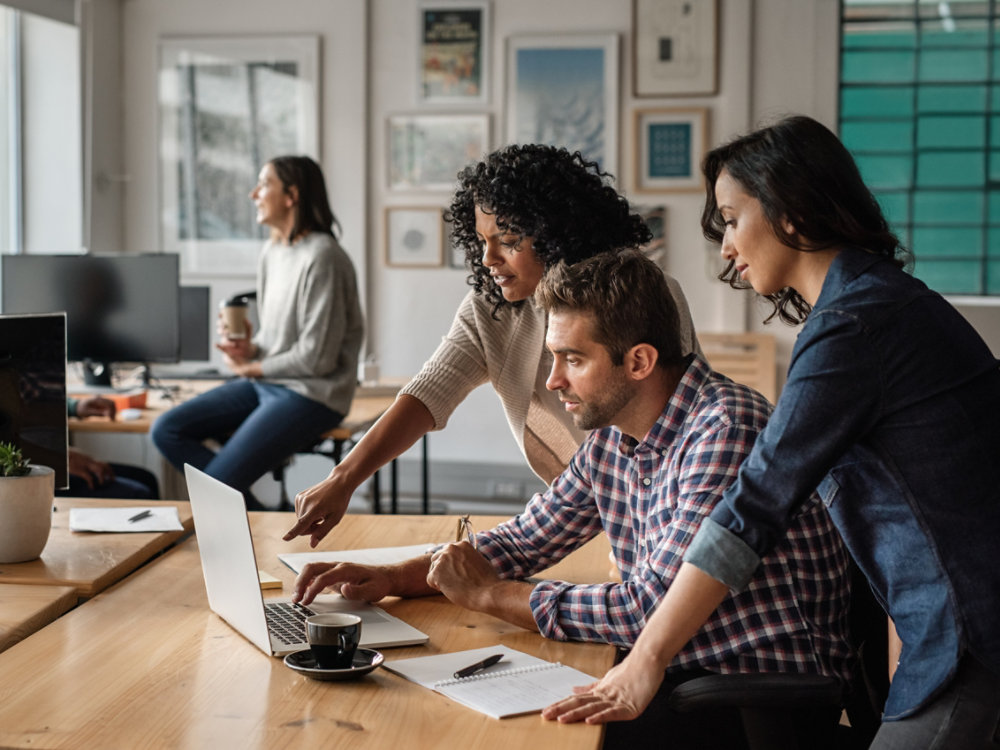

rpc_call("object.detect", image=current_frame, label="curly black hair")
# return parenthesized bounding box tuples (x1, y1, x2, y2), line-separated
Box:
(446, 144, 652, 315)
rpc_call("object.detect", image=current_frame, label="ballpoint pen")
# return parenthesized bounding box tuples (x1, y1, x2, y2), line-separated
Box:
(128, 509, 153, 523)
(453, 653, 503, 679)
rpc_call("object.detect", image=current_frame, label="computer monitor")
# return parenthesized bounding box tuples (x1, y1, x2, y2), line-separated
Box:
(0, 313, 68, 488)
(0, 254, 180, 386)
(179, 286, 211, 362)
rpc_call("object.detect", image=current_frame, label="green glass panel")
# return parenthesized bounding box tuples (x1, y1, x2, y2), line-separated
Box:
(991, 151, 1000, 180)
(855, 154, 913, 189)
(992, 117, 1000, 144)
(917, 115, 985, 148)
(842, 86, 915, 117)
(843, 121, 914, 153)
(875, 191, 911, 224)
(918, 85, 986, 113)
(987, 228, 1000, 256)
(987, 261, 1000, 293)
(843, 50, 916, 83)
(843, 29, 917, 49)
(919, 50, 988, 81)
(993, 85, 1000, 112)
(917, 151, 985, 186)
(913, 260, 983, 294)
(989, 192, 1000, 223)
(912, 226, 983, 256)
(913, 190, 984, 223)
(921, 25, 988, 47)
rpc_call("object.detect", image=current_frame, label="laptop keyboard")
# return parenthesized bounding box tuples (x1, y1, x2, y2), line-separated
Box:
(264, 601, 315, 646)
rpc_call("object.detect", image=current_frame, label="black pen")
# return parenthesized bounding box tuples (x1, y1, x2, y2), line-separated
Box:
(453, 653, 503, 679)
(128, 509, 153, 523)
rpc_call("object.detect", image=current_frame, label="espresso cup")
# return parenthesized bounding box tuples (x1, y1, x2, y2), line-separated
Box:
(220, 298, 249, 339)
(306, 613, 362, 670)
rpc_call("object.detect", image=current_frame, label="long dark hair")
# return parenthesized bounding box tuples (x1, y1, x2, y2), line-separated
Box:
(268, 155, 340, 243)
(701, 115, 910, 324)
(447, 144, 651, 315)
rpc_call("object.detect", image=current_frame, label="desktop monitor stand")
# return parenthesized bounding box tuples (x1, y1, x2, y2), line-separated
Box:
(82, 359, 113, 387)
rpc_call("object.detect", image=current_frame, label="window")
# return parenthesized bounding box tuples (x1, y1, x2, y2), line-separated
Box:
(840, 0, 998, 296)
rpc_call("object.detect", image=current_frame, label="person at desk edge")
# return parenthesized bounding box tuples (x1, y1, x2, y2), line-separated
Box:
(152, 155, 363, 510)
(545, 116, 1000, 747)
(286, 144, 700, 544)
(62, 396, 159, 499)
(293, 251, 853, 748)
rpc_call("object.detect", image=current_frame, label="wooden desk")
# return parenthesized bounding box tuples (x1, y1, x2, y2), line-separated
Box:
(0, 584, 76, 653)
(0, 498, 193, 599)
(0, 513, 614, 749)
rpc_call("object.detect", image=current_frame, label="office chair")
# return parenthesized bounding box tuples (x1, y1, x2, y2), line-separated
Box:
(665, 562, 888, 750)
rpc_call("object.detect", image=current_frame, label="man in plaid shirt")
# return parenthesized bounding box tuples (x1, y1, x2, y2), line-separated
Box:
(293, 251, 853, 722)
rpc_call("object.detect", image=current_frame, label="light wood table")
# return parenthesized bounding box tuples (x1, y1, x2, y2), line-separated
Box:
(0, 584, 76, 653)
(0, 513, 615, 749)
(0, 498, 193, 599)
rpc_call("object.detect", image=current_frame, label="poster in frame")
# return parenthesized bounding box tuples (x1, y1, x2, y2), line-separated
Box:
(633, 107, 708, 193)
(418, 1, 490, 106)
(387, 113, 490, 191)
(158, 35, 320, 276)
(506, 33, 619, 176)
(633, 0, 718, 97)
(385, 207, 445, 268)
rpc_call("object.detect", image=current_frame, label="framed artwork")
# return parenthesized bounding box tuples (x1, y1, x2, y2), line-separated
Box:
(157, 35, 320, 276)
(388, 113, 490, 191)
(633, 0, 718, 97)
(444, 209, 466, 269)
(633, 108, 708, 193)
(385, 207, 445, 268)
(506, 34, 619, 175)
(418, 1, 490, 105)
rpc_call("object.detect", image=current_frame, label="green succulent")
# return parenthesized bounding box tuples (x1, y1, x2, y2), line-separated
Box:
(0, 442, 31, 477)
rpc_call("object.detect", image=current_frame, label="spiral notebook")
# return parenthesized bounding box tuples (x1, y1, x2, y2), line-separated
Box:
(384, 646, 595, 719)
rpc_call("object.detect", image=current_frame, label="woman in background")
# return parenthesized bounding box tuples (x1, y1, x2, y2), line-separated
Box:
(285, 144, 700, 544)
(153, 155, 363, 509)
(544, 116, 1000, 748)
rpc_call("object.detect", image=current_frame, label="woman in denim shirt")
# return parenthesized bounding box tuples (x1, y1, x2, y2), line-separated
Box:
(545, 116, 1000, 748)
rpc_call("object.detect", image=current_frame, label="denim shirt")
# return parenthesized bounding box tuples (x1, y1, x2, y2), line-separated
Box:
(685, 246, 1000, 719)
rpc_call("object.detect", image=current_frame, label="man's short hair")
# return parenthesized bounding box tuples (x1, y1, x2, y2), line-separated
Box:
(535, 250, 684, 368)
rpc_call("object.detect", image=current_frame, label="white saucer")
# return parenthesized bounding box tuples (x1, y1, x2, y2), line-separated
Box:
(284, 647, 384, 681)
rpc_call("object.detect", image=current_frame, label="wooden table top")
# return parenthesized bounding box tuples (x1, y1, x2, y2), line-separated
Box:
(0, 583, 77, 654)
(0, 513, 614, 749)
(0, 498, 194, 598)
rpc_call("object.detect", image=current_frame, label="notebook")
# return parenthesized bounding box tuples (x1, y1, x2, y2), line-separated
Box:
(184, 464, 429, 657)
(384, 646, 595, 719)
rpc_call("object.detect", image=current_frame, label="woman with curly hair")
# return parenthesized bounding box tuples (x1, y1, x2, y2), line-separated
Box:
(285, 144, 699, 544)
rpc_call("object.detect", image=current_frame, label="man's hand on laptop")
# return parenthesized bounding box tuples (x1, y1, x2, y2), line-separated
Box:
(293, 562, 393, 606)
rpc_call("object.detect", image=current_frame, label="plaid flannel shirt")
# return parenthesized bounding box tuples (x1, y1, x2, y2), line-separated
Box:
(476, 355, 853, 682)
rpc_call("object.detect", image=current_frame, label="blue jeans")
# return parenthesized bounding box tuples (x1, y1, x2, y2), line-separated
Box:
(871, 655, 1000, 750)
(151, 379, 342, 507)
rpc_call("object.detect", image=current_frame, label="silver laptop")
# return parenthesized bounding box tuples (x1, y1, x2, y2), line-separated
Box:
(184, 464, 429, 656)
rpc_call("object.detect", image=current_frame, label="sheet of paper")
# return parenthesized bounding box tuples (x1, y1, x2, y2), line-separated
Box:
(278, 543, 434, 573)
(69, 506, 183, 533)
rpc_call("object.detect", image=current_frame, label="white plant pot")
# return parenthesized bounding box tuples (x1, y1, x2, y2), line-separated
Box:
(0, 465, 55, 564)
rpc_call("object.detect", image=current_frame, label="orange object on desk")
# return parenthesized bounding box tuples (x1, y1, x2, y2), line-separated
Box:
(69, 390, 147, 411)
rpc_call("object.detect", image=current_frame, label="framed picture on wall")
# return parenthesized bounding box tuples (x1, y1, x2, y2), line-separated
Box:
(385, 207, 445, 268)
(157, 35, 320, 276)
(388, 113, 490, 191)
(633, 0, 718, 97)
(418, 1, 490, 105)
(506, 34, 619, 175)
(633, 108, 708, 193)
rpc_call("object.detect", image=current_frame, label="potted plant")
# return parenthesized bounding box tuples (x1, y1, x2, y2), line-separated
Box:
(0, 441, 55, 563)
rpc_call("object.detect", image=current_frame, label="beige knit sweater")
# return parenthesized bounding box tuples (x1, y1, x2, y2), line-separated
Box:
(400, 274, 700, 484)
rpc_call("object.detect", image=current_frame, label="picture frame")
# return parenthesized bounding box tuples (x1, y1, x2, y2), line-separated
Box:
(387, 113, 490, 192)
(157, 35, 320, 277)
(506, 33, 619, 176)
(631, 203, 668, 269)
(418, 1, 490, 106)
(444, 209, 467, 269)
(633, 108, 708, 193)
(633, 0, 718, 97)
(385, 207, 445, 268)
